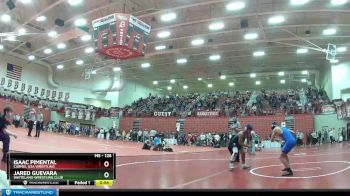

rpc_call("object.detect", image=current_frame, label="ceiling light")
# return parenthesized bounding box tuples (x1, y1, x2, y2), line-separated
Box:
(57, 64, 64, 69)
(36, 16, 46, 22)
(278, 72, 285, 76)
(290, 0, 310, 5)
(331, 0, 348, 5)
(48, 31, 57, 37)
(19, 0, 32, 4)
(229, 82, 234, 86)
(250, 73, 256, 78)
(209, 22, 225, 31)
(85, 47, 94, 54)
(208, 84, 213, 88)
(244, 33, 258, 40)
(220, 75, 226, 80)
(209, 55, 221, 61)
(44, 48, 52, 54)
(268, 16, 285, 24)
(76, 60, 84, 65)
(183, 85, 188, 89)
(177, 58, 187, 64)
(141, 63, 150, 68)
(226, 1, 245, 11)
(113, 67, 121, 72)
(167, 86, 172, 90)
(7, 36, 16, 42)
(280, 80, 286, 84)
(0, 45, 3, 50)
(170, 79, 176, 84)
(297, 48, 308, 54)
(57, 43, 66, 49)
(28, 55, 35, 60)
(161, 12, 177, 22)
(253, 51, 265, 56)
(1, 14, 11, 23)
(330, 59, 339, 64)
(256, 81, 261, 85)
(91, 70, 97, 74)
(301, 78, 307, 83)
(323, 28, 336, 35)
(302, 70, 308, 75)
(153, 81, 158, 85)
(68, 0, 83, 6)
(74, 18, 87, 27)
(191, 39, 205, 46)
(157, 31, 171, 38)
(81, 35, 91, 41)
(155, 45, 166, 50)
(337, 46, 347, 52)
(18, 28, 26, 35)
(198, 78, 202, 81)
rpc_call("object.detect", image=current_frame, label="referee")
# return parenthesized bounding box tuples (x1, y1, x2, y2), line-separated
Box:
(0, 106, 18, 162)
(27, 108, 36, 137)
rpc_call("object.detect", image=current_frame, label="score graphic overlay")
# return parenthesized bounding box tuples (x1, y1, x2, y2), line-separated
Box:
(7, 153, 116, 186)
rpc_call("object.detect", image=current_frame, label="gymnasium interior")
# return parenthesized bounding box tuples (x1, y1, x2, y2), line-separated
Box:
(0, 0, 350, 192)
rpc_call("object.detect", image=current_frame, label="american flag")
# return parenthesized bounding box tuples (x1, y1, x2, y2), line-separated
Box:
(6, 63, 22, 81)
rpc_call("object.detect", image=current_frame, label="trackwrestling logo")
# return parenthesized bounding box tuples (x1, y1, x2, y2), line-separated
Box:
(5, 189, 11, 196)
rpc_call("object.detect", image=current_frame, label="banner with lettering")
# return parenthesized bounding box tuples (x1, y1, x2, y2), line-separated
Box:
(14, 81, 19, 90)
(58, 92, 63, 99)
(154, 112, 172, 117)
(321, 104, 336, 114)
(21, 83, 25, 91)
(52, 90, 56, 99)
(7, 79, 12, 88)
(40, 88, 45, 97)
(34, 86, 39, 95)
(0, 77, 5, 86)
(197, 111, 220, 117)
(46, 89, 50, 98)
(27, 85, 32, 94)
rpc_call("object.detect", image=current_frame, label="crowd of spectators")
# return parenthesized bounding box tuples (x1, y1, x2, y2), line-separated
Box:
(124, 87, 333, 117)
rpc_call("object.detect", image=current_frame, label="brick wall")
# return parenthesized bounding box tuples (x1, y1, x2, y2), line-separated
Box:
(140, 117, 178, 132)
(119, 117, 134, 131)
(238, 115, 285, 139)
(184, 117, 229, 133)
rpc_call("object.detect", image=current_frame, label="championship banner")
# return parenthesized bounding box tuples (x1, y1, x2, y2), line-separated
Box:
(21, 83, 25, 91)
(7, 79, 12, 88)
(110, 108, 120, 118)
(27, 85, 32, 94)
(52, 91, 56, 99)
(65, 92, 70, 100)
(14, 81, 19, 90)
(85, 110, 91, 121)
(64, 107, 71, 118)
(40, 89, 45, 97)
(34, 86, 39, 95)
(46, 90, 50, 98)
(153, 112, 172, 117)
(321, 104, 336, 114)
(78, 109, 84, 120)
(1, 77, 5, 86)
(58, 92, 63, 99)
(197, 111, 219, 117)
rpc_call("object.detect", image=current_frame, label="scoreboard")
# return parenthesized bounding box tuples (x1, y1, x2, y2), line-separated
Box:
(7, 153, 116, 186)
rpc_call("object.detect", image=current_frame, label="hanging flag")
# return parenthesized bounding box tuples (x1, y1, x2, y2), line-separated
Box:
(0, 78, 5, 86)
(6, 63, 22, 81)
(14, 81, 19, 89)
(7, 79, 12, 88)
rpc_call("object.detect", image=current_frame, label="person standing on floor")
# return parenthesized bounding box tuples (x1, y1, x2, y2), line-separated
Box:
(271, 122, 297, 176)
(35, 111, 43, 138)
(27, 108, 36, 137)
(0, 106, 18, 162)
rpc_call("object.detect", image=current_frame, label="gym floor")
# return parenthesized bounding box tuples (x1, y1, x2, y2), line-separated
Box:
(1, 128, 350, 189)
